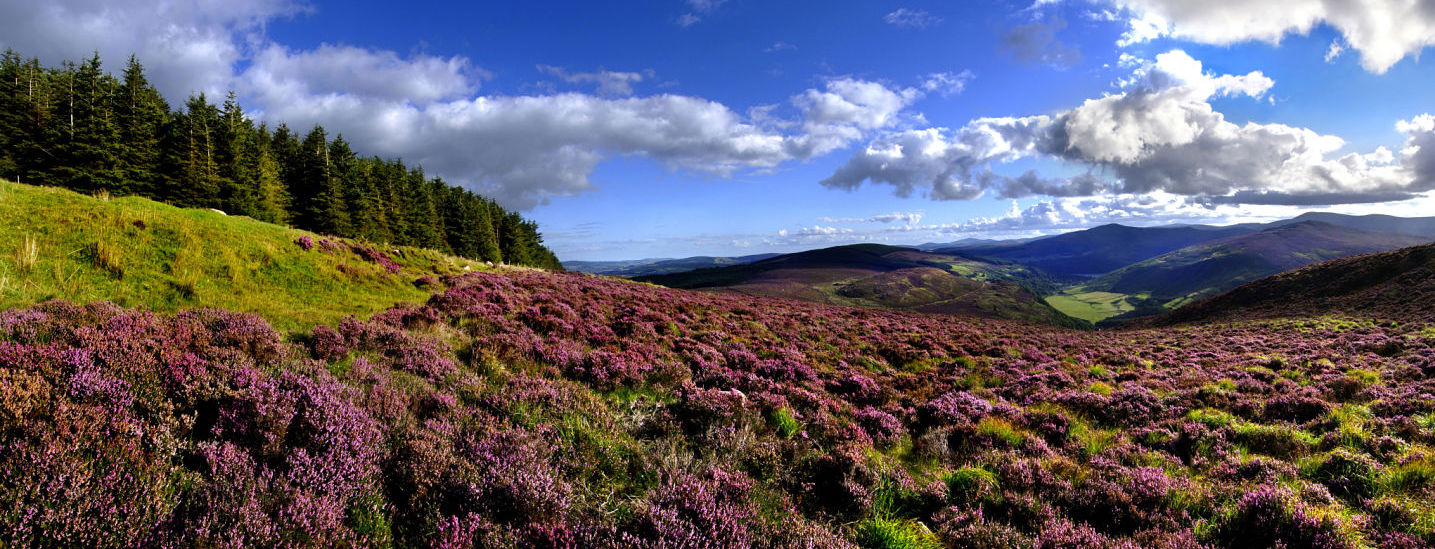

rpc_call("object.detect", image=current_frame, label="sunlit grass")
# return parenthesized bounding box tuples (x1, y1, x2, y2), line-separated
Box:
(0, 179, 486, 332)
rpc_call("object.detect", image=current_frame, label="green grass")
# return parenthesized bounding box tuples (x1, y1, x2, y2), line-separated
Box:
(852, 518, 943, 549)
(1045, 289, 1139, 323)
(0, 180, 486, 332)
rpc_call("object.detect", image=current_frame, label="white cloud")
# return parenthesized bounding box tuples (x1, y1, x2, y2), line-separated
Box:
(765, 41, 797, 53)
(884, 8, 943, 29)
(817, 212, 925, 225)
(824, 49, 1435, 206)
(246, 52, 924, 208)
(0, 0, 943, 211)
(248, 44, 480, 104)
(537, 65, 652, 96)
(1325, 40, 1346, 62)
(1110, 0, 1435, 73)
(920, 70, 975, 96)
(0, 0, 306, 102)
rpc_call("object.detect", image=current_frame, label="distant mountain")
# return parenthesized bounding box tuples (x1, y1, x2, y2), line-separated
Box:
(1155, 241, 1435, 325)
(948, 223, 1256, 281)
(914, 237, 1036, 251)
(1081, 221, 1433, 322)
(636, 244, 1086, 328)
(564, 253, 781, 277)
(1270, 212, 1435, 237)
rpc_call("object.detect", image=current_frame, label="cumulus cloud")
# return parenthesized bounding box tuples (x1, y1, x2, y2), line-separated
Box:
(0, 0, 950, 211)
(0, 0, 305, 102)
(248, 44, 480, 104)
(537, 65, 653, 96)
(824, 49, 1435, 206)
(884, 8, 943, 29)
(1110, 0, 1435, 73)
(245, 58, 929, 208)
(960, 193, 1234, 232)
(1001, 19, 1083, 68)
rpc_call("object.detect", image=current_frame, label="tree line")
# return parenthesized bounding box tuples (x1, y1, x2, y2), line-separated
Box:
(0, 50, 562, 270)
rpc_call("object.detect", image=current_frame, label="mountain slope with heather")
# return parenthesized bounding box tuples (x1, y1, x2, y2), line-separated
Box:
(1079, 221, 1432, 316)
(636, 244, 1086, 327)
(1157, 240, 1435, 325)
(5, 261, 1435, 547)
(948, 223, 1254, 281)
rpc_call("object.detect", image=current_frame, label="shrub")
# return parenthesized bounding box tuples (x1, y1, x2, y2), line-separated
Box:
(1303, 449, 1380, 503)
(1203, 486, 1356, 549)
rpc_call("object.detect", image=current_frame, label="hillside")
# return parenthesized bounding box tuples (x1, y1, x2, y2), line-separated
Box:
(1271, 211, 1435, 237)
(1157, 240, 1435, 325)
(5, 262, 1435, 547)
(1076, 221, 1432, 319)
(637, 243, 1085, 327)
(564, 253, 780, 277)
(950, 223, 1254, 281)
(0, 179, 487, 331)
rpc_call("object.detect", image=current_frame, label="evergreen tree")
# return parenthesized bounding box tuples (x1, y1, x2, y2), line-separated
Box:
(114, 55, 168, 196)
(55, 53, 120, 192)
(216, 91, 260, 215)
(0, 50, 22, 180)
(13, 57, 59, 187)
(320, 134, 356, 236)
(163, 94, 223, 207)
(249, 124, 290, 224)
(0, 49, 563, 270)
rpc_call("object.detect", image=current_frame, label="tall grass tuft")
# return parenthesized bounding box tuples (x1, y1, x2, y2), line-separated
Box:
(16, 235, 38, 272)
(85, 240, 124, 278)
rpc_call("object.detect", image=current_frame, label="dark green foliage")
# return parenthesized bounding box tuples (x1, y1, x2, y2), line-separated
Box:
(0, 50, 560, 270)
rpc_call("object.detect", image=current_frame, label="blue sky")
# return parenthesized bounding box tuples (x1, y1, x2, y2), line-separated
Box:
(4, 1, 1435, 261)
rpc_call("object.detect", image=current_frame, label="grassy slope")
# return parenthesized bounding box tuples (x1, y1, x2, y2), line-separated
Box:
(0, 180, 486, 332)
(1045, 290, 1142, 323)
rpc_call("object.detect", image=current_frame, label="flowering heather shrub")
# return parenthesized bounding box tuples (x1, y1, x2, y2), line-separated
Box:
(350, 242, 403, 274)
(317, 237, 345, 254)
(1204, 485, 1356, 549)
(4, 267, 1435, 546)
(294, 235, 315, 250)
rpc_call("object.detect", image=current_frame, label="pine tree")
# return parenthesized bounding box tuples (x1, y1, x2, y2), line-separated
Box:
(250, 124, 290, 224)
(13, 57, 60, 187)
(216, 91, 260, 215)
(114, 55, 168, 196)
(57, 53, 120, 192)
(321, 135, 356, 235)
(0, 49, 564, 269)
(163, 94, 223, 207)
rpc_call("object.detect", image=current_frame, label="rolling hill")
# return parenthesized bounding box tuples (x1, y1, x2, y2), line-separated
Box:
(1077, 221, 1432, 316)
(0, 179, 487, 331)
(1156, 240, 1435, 325)
(948, 223, 1255, 281)
(1269, 211, 1435, 237)
(636, 243, 1086, 327)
